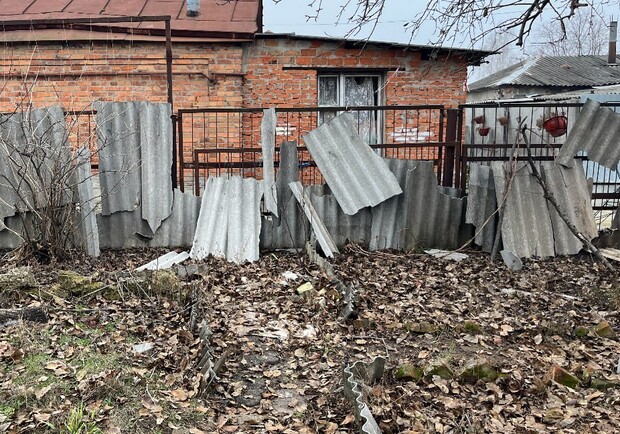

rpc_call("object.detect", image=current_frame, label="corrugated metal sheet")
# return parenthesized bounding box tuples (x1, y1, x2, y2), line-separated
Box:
(403, 162, 464, 250)
(191, 176, 263, 263)
(289, 181, 339, 257)
(307, 184, 372, 247)
(260, 141, 308, 250)
(469, 55, 620, 91)
(0, 0, 261, 39)
(465, 164, 497, 252)
(540, 161, 597, 255)
(0, 106, 70, 230)
(96, 101, 173, 235)
(261, 108, 278, 216)
(302, 113, 402, 215)
(492, 161, 556, 258)
(557, 99, 620, 170)
(369, 159, 419, 251)
(76, 146, 100, 257)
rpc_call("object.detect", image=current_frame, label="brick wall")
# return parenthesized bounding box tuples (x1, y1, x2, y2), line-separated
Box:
(0, 37, 470, 190)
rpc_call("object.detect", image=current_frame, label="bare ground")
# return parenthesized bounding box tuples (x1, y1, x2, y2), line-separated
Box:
(1, 246, 620, 433)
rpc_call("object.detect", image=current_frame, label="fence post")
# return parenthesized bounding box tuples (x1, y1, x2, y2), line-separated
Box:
(178, 112, 185, 192)
(171, 114, 178, 189)
(442, 109, 459, 188)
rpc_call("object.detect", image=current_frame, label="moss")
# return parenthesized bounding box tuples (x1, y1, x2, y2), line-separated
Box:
(53, 270, 104, 297)
(459, 360, 498, 384)
(426, 362, 453, 380)
(394, 364, 424, 382)
(574, 326, 590, 337)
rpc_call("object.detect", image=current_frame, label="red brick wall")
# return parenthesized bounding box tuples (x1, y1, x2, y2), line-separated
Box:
(243, 38, 468, 108)
(0, 37, 469, 190)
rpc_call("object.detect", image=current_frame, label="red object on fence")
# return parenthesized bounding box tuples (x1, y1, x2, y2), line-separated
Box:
(542, 115, 568, 137)
(478, 126, 490, 136)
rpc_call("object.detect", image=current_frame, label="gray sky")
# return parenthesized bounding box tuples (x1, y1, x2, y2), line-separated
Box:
(262, 1, 429, 44)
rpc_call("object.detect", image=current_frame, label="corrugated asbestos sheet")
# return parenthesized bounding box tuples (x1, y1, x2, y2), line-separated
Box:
(96, 101, 173, 235)
(492, 162, 555, 258)
(261, 108, 278, 216)
(557, 99, 620, 170)
(465, 164, 497, 252)
(98, 188, 201, 249)
(76, 146, 100, 257)
(403, 162, 464, 250)
(540, 161, 598, 255)
(308, 184, 372, 247)
(136, 251, 190, 271)
(191, 177, 263, 263)
(0, 106, 69, 230)
(260, 141, 308, 250)
(491, 161, 596, 258)
(369, 159, 419, 251)
(289, 181, 339, 257)
(302, 113, 402, 215)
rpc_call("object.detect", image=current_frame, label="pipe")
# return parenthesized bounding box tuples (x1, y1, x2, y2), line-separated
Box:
(609, 21, 617, 65)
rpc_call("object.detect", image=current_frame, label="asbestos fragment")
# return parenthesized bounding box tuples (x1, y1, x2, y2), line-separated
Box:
(342, 357, 386, 434)
(289, 181, 339, 257)
(261, 108, 278, 216)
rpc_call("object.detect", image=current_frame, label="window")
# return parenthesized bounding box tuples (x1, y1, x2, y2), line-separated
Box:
(318, 74, 382, 144)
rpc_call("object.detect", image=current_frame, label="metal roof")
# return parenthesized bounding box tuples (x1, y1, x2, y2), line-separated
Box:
(0, 0, 261, 40)
(470, 55, 620, 91)
(558, 98, 620, 170)
(302, 113, 402, 216)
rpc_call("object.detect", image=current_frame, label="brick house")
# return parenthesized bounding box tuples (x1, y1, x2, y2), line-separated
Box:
(0, 0, 491, 190)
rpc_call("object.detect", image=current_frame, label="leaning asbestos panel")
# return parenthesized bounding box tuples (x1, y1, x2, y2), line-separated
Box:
(191, 177, 263, 263)
(491, 161, 555, 258)
(465, 164, 497, 252)
(403, 162, 464, 250)
(369, 159, 419, 251)
(96, 102, 173, 234)
(307, 184, 372, 247)
(557, 99, 620, 170)
(76, 147, 100, 257)
(289, 181, 339, 257)
(261, 108, 278, 216)
(302, 113, 402, 215)
(540, 161, 597, 255)
(260, 141, 308, 250)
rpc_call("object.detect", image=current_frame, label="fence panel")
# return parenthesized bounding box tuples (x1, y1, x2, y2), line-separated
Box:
(177, 105, 460, 196)
(461, 102, 620, 228)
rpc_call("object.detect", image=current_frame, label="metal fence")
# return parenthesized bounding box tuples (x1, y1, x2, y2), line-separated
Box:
(176, 105, 461, 196)
(461, 101, 620, 228)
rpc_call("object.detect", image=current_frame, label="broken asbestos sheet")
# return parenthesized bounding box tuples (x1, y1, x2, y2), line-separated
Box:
(261, 108, 278, 216)
(557, 99, 620, 170)
(96, 101, 173, 236)
(302, 113, 402, 215)
(491, 160, 596, 258)
(190, 176, 263, 264)
(342, 357, 386, 434)
(465, 164, 497, 252)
